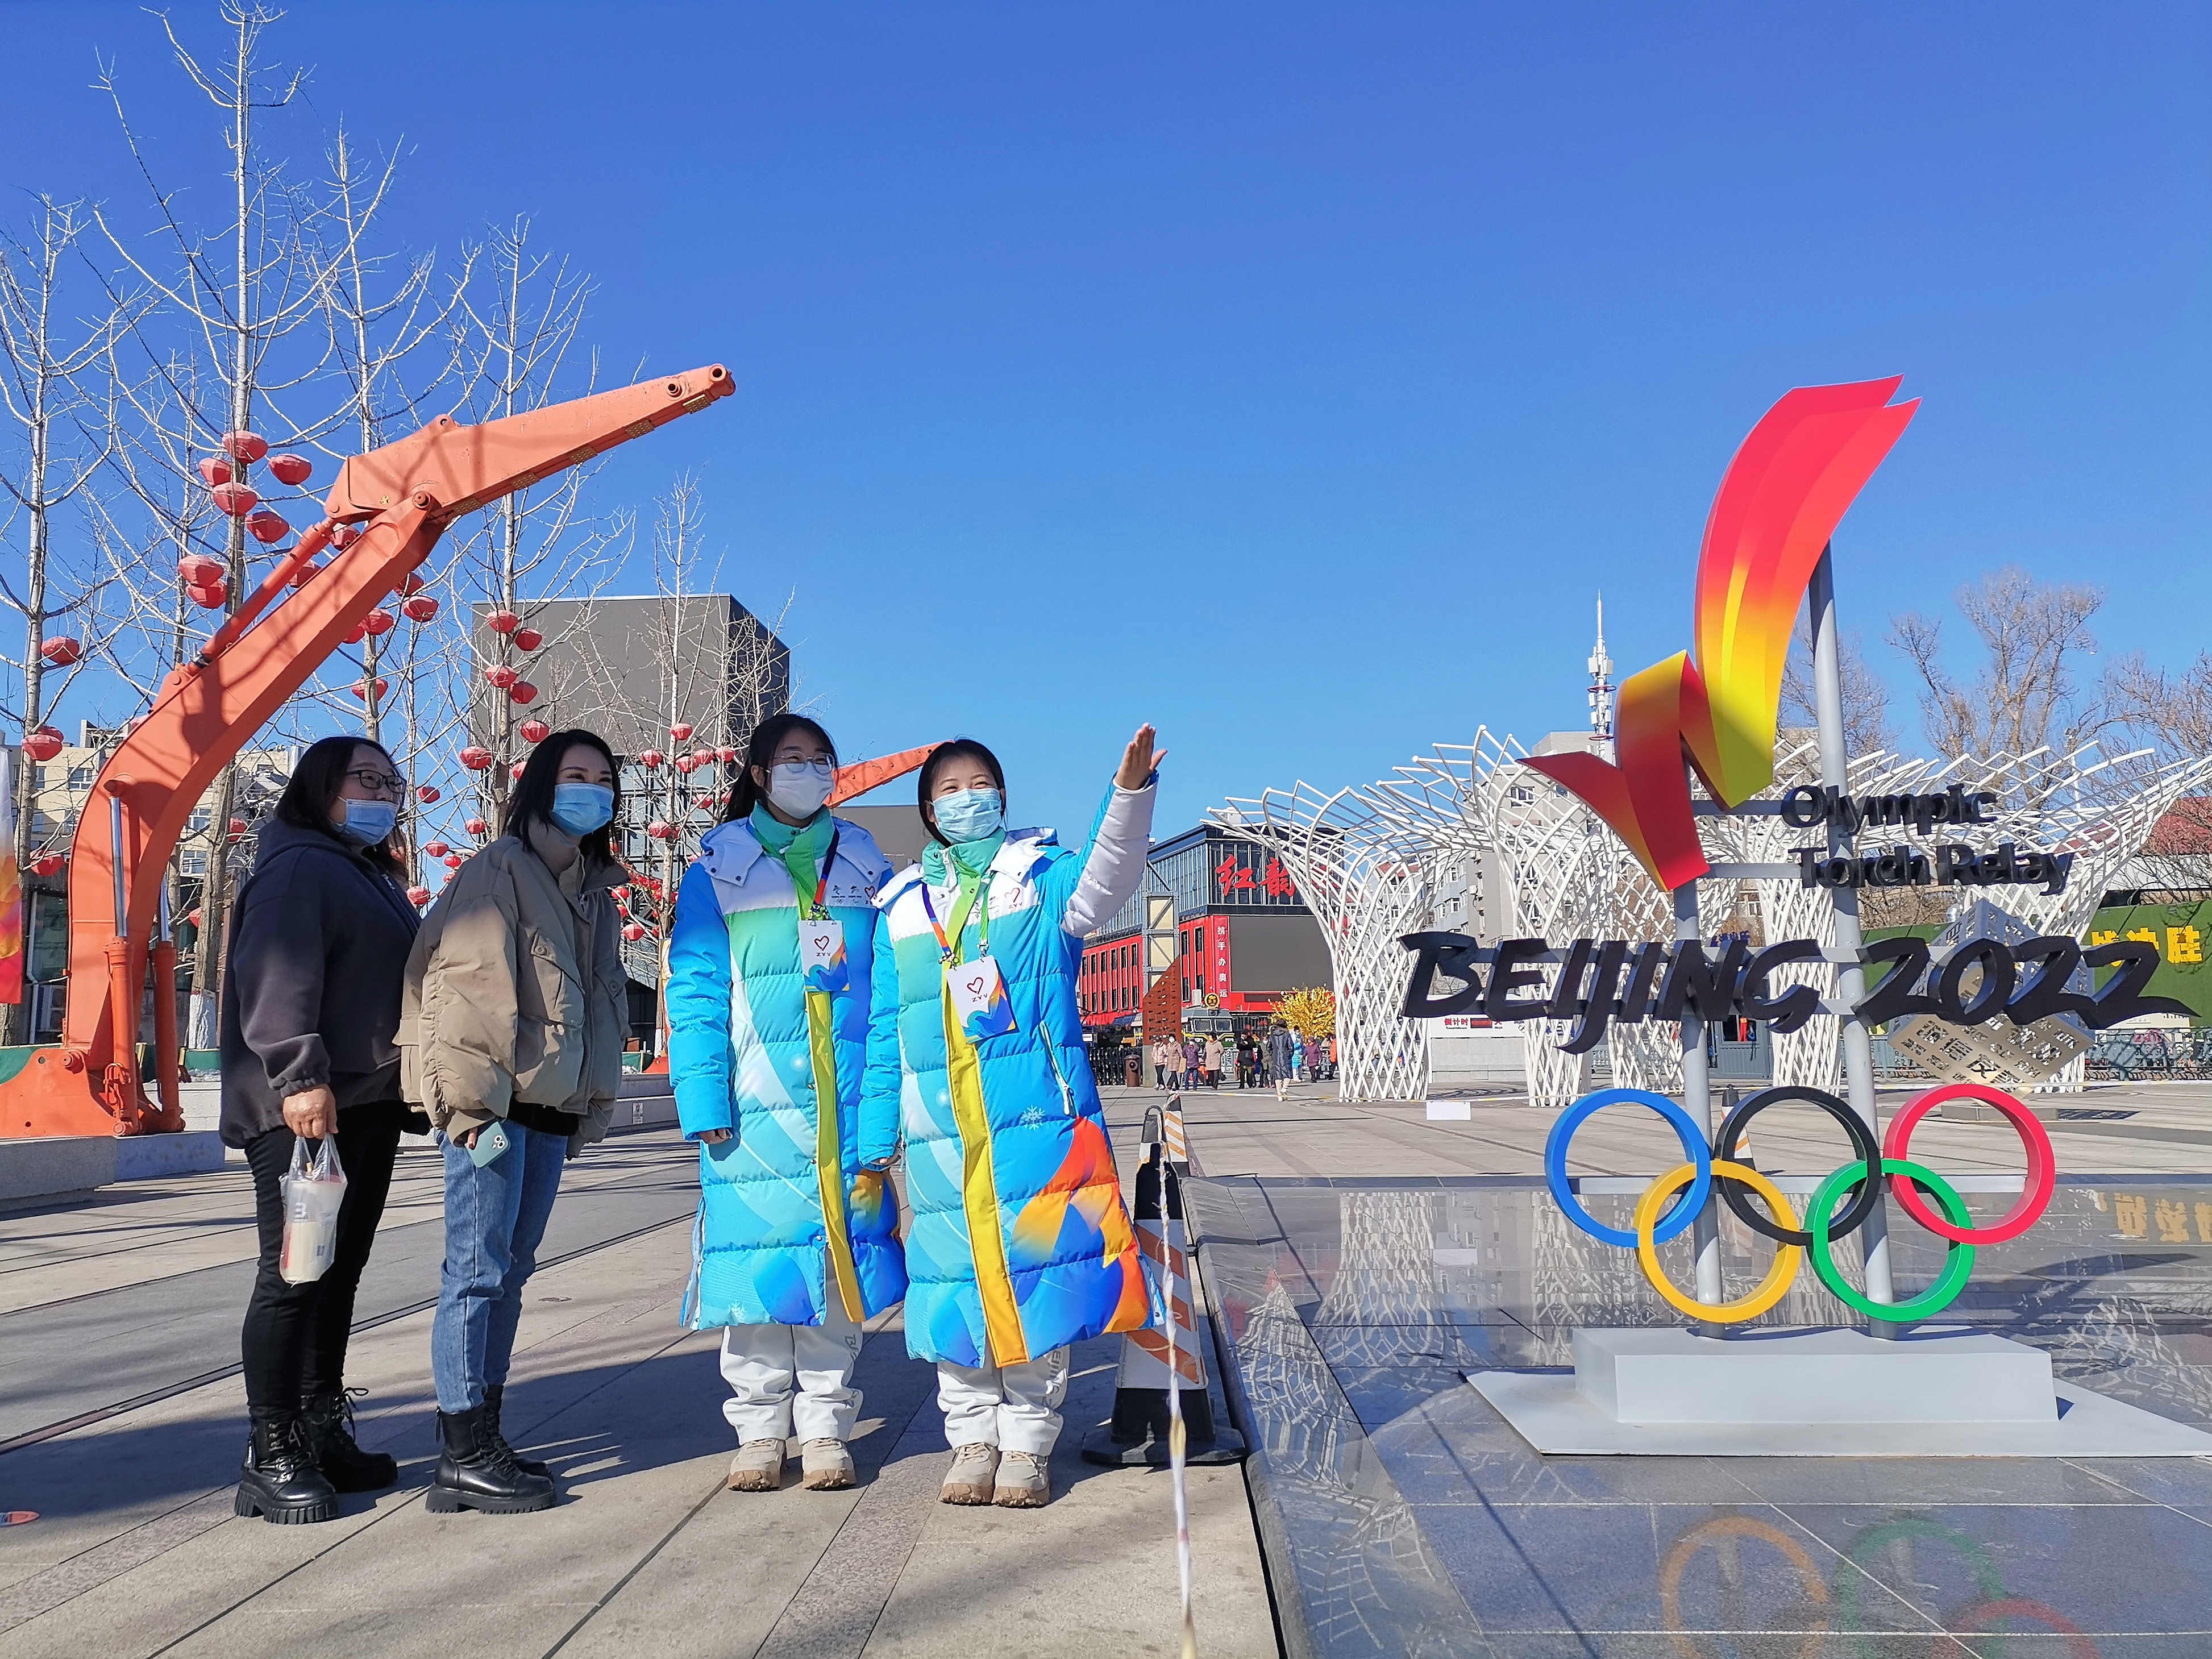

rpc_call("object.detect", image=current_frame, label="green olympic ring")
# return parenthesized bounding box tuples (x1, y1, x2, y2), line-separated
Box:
(1806, 1158, 1977, 1323)
(1833, 1517, 2007, 1659)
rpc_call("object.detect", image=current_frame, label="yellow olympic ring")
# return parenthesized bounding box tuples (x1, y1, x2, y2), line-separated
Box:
(1635, 1161, 1803, 1323)
(1658, 1514, 1830, 1659)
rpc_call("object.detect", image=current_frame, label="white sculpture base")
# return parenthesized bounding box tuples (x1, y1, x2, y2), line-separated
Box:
(1467, 1327, 2212, 1457)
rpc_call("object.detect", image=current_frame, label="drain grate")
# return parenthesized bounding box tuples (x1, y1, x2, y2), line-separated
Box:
(2057, 1108, 2139, 1121)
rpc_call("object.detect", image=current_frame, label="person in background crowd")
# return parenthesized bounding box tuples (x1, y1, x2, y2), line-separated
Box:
(224, 736, 423, 1524)
(401, 730, 629, 1516)
(1269, 1023, 1295, 1101)
(666, 713, 905, 1496)
(1152, 1034, 1173, 1088)
(1182, 1035, 1201, 1090)
(867, 727, 1162, 1508)
(1204, 1034, 1224, 1088)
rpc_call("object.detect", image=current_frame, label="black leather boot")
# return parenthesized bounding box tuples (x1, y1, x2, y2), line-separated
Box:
(234, 1408, 340, 1524)
(425, 1404, 556, 1514)
(483, 1384, 552, 1480)
(302, 1388, 399, 1492)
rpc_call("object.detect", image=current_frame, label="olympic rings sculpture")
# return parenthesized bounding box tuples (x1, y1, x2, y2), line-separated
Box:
(1543, 1081, 2056, 1324)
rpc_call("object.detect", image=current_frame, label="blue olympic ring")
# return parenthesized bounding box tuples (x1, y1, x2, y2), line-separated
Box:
(1543, 1087, 1713, 1248)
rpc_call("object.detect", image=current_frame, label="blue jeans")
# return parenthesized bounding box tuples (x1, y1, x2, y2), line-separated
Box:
(431, 1121, 568, 1412)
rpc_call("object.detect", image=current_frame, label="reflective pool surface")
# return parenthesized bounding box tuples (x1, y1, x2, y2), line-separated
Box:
(1192, 1174, 2212, 1658)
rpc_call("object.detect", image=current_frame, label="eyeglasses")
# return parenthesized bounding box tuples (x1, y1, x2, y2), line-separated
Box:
(344, 768, 405, 797)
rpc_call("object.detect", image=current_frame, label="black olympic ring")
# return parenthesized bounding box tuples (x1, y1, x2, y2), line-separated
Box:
(1712, 1086, 1882, 1248)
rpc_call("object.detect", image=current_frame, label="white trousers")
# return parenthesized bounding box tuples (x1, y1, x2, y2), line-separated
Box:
(935, 1346, 1070, 1456)
(718, 1294, 863, 1444)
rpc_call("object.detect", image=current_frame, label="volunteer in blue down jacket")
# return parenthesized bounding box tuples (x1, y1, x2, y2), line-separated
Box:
(867, 727, 1161, 1510)
(667, 714, 905, 1496)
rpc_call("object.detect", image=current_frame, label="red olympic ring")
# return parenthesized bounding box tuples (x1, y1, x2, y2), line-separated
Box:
(1881, 1083, 2055, 1246)
(1942, 1597, 2098, 1658)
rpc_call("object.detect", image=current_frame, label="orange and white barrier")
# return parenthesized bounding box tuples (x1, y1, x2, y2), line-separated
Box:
(1082, 1140, 1245, 1467)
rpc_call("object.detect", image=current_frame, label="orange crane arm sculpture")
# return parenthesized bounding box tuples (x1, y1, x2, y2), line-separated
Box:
(0, 364, 734, 1141)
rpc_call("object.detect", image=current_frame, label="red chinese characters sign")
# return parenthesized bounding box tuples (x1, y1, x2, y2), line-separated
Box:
(1215, 850, 1298, 905)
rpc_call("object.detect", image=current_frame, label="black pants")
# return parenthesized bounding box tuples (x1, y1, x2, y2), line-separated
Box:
(241, 1109, 404, 1412)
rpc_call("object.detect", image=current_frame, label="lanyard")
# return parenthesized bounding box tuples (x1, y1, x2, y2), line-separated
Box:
(917, 858, 990, 966)
(795, 826, 841, 920)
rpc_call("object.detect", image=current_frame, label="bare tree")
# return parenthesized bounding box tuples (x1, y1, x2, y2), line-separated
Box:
(444, 217, 621, 838)
(92, 3, 427, 1041)
(0, 197, 131, 1043)
(2106, 650, 2212, 893)
(1888, 566, 2106, 770)
(1779, 613, 1893, 760)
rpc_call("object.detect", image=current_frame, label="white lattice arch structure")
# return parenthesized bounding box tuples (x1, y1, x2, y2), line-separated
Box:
(1212, 783, 1436, 1102)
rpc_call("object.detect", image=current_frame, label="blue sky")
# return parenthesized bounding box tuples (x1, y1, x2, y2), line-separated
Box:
(6, 3, 2209, 836)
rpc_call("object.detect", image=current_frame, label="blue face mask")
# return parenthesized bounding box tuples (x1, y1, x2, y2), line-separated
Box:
(550, 783, 615, 837)
(932, 787, 1004, 844)
(334, 799, 397, 847)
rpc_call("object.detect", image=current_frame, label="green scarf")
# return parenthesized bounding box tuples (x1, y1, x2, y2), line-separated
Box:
(750, 803, 831, 913)
(921, 831, 1004, 963)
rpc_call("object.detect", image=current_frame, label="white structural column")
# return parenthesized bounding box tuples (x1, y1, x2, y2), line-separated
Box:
(1212, 780, 1437, 1103)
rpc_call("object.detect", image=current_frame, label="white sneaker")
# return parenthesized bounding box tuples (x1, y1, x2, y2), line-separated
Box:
(993, 1449, 1050, 1508)
(727, 1438, 785, 1492)
(800, 1437, 854, 1490)
(940, 1442, 998, 1505)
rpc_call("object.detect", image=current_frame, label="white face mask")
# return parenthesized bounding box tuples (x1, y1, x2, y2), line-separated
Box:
(766, 760, 834, 820)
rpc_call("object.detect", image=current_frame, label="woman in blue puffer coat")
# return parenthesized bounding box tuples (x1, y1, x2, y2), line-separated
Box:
(667, 714, 905, 1495)
(866, 726, 1161, 1509)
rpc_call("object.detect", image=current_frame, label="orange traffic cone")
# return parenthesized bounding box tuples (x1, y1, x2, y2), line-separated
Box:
(1082, 1141, 1246, 1467)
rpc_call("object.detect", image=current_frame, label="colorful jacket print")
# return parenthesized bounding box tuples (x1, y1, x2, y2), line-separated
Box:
(868, 780, 1157, 1367)
(667, 814, 907, 1329)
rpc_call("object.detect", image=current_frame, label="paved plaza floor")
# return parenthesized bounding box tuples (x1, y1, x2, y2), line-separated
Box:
(0, 1109, 1272, 1659)
(1163, 1076, 2212, 1657)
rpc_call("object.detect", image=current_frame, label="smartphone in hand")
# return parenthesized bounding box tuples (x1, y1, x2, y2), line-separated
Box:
(468, 1119, 513, 1167)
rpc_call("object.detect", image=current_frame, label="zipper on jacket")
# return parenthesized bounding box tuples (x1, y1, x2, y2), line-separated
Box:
(1037, 1028, 1076, 1117)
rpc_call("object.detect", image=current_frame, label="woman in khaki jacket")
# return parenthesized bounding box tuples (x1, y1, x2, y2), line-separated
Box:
(400, 729, 629, 1515)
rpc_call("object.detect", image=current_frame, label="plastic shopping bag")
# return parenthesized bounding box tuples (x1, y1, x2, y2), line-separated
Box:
(278, 1134, 348, 1285)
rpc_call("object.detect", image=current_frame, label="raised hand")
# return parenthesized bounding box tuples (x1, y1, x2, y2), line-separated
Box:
(1116, 724, 1166, 789)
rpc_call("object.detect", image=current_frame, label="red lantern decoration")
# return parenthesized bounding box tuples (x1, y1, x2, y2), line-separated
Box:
(487, 609, 520, 635)
(508, 681, 537, 706)
(32, 852, 64, 878)
(425, 840, 451, 858)
(402, 595, 438, 622)
(646, 820, 673, 840)
(342, 619, 367, 645)
(510, 762, 527, 780)
(417, 784, 441, 803)
(246, 509, 289, 544)
(519, 718, 550, 744)
(178, 553, 225, 588)
(350, 677, 389, 701)
(186, 909, 202, 929)
(512, 627, 542, 651)
(460, 746, 493, 771)
(444, 853, 463, 870)
(622, 922, 647, 942)
(637, 749, 665, 769)
(670, 722, 694, 742)
(688, 749, 713, 770)
(464, 816, 488, 835)
(612, 885, 630, 900)
(210, 482, 258, 518)
(287, 559, 322, 589)
(267, 452, 313, 486)
(188, 582, 228, 610)
(363, 608, 394, 636)
(485, 664, 518, 690)
(228, 816, 248, 839)
(406, 884, 431, 906)
(39, 635, 82, 667)
(718, 746, 738, 764)
(197, 456, 232, 488)
(398, 572, 426, 596)
(221, 430, 269, 464)
(673, 754, 697, 775)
